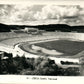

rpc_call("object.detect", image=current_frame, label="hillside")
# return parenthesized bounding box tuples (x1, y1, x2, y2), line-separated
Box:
(0, 23, 19, 32)
(0, 23, 11, 32)
(0, 23, 84, 32)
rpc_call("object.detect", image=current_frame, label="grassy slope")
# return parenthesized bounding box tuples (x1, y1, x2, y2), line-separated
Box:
(0, 32, 29, 41)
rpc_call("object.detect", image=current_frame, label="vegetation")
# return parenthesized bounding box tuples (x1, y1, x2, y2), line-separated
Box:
(0, 55, 80, 76)
(1, 23, 84, 32)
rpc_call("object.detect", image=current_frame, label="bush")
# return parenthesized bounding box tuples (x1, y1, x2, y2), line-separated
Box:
(0, 56, 80, 76)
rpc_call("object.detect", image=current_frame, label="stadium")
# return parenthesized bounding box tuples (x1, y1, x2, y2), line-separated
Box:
(0, 31, 83, 68)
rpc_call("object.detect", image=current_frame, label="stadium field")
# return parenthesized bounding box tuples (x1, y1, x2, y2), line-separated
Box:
(34, 39, 84, 56)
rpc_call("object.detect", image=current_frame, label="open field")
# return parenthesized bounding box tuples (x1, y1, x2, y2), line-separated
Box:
(35, 40, 84, 56)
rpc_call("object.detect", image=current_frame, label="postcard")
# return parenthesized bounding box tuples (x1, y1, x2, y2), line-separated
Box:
(0, 0, 84, 84)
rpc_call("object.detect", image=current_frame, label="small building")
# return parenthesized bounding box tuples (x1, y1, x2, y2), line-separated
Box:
(24, 27, 38, 33)
(24, 27, 42, 35)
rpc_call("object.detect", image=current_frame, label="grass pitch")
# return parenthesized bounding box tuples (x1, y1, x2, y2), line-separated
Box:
(34, 39, 84, 56)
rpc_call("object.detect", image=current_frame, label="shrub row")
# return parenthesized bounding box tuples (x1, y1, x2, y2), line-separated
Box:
(0, 55, 80, 76)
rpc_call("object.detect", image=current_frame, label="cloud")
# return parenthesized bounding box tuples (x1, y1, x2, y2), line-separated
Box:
(33, 5, 84, 25)
(0, 4, 84, 25)
(9, 5, 33, 22)
(34, 5, 80, 20)
(9, 5, 44, 22)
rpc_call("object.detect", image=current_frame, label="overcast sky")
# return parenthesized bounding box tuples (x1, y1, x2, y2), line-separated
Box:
(0, 4, 84, 25)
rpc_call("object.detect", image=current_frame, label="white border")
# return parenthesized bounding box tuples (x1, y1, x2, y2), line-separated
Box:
(0, 75, 84, 84)
(0, 0, 84, 5)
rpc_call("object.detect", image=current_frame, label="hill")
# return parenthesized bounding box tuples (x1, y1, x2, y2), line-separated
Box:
(0, 23, 84, 32)
(0, 23, 11, 32)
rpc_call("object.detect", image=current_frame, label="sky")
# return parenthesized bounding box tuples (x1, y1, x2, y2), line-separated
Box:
(0, 4, 84, 26)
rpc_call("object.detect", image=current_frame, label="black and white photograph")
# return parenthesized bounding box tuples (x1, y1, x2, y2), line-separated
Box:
(0, 1, 84, 80)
